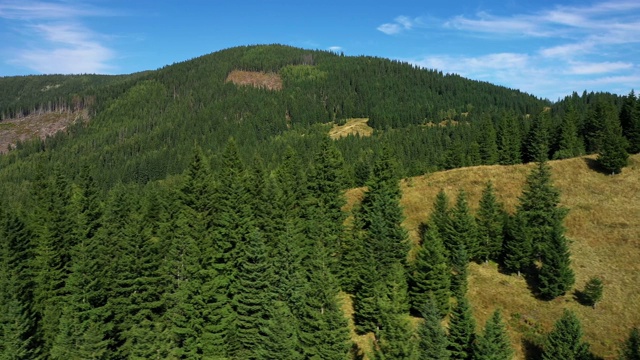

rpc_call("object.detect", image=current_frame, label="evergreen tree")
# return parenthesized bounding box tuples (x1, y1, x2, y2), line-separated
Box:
(478, 114, 499, 165)
(501, 214, 531, 277)
(373, 264, 415, 360)
(496, 113, 522, 165)
(429, 189, 452, 251)
(474, 309, 513, 360)
(416, 297, 450, 360)
(31, 167, 75, 358)
(620, 327, 640, 360)
(410, 227, 451, 318)
(450, 242, 470, 299)
(542, 310, 590, 360)
(523, 110, 551, 163)
(447, 295, 476, 360)
(554, 104, 585, 159)
(516, 160, 568, 261)
(229, 229, 273, 360)
(259, 301, 303, 360)
(584, 101, 615, 153)
(476, 181, 505, 263)
(50, 169, 111, 360)
(582, 276, 603, 309)
(298, 244, 352, 360)
(619, 91, 640, 154)
(537, 221, 575, 300)
(597, 116, 629, 174)
(0, 211, 39, 359)
(449, 190, 478, 261)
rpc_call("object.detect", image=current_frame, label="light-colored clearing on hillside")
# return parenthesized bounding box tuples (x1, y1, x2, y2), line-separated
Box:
(0, 110, 87, 153)
(225, 70, 282, 90)
(329, 118, 373, 139)
(344, 154, 640, 360)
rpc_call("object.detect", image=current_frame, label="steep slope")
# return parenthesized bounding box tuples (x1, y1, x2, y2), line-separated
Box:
(346, 154, 640, 359)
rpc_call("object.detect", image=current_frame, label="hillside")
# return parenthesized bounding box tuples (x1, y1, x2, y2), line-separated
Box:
(344, 154, 640, 359)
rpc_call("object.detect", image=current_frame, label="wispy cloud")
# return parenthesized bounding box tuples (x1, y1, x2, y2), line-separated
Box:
(398, 1, 640, 99)
(0, 1, 118, 74)
(328, 46, 342, 52)
(377, 16, 417, 35)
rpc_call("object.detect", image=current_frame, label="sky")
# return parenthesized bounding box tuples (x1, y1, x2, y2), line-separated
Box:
(0, 0, 639, 101)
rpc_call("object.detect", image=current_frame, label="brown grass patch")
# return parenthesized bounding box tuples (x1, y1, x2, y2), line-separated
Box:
(225, 70, 282, 90)
(344, 154, 640, 359)
(0, 110, 87, 153)
(329, 118, 374, 139)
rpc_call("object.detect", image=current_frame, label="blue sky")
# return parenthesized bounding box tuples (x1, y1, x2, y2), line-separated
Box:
(0, 0, 638, 101)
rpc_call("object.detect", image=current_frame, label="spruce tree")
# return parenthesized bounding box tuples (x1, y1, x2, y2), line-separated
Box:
(582, 276, 603, 308)
(478, 114, 499, 165)
(501, 214, 532, 277)
(474, 309, 513, 360)
(619, 91, 640, 154)
(229, 229, 273, 360)
(523, 110, 551, 163)
(0, 211, 39, 359)
(476, 181, 505, 263)
(410, 227, 451, 318)
(450, 190, 479, 262)
(553, 104, 585, 160)
(516, 160, 568, 261)
(621, 327, 640, 360)
(373, 264, 415, 360)
(447, 295, 476, 360)
(259, 301, 303, 360)
(537, 221, 575, 300)
(542, 310, 590, 360)
(298, 244, 352, 360)
(416, 297, 450, 360)
(430, 189, 453, 252)
(597, 116, 629, 174)
(496, 113, 522, 165)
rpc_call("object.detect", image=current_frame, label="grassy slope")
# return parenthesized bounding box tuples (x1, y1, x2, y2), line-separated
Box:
(345, 154, 640, 359)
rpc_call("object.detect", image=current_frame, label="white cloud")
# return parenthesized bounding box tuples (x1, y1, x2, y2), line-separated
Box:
(328, 46, 342, 52)
(377, 16, 416, 35)
(567, 61, 633, 75)
(0, 1, 117, 74)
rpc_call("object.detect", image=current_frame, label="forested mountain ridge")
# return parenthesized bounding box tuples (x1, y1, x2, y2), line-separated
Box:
(1, 44, 639, 360)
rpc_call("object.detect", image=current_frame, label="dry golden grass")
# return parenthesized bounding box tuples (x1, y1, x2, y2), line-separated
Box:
(225, 70, 283, 90)
(344, 154, 640, 359)
(329, 118, 374, 139)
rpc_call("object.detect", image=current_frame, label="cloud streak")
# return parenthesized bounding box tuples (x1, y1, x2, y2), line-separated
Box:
(393, 1, 640, 99)
(377, 16, 417, 35)
(0, 1, 117, 74)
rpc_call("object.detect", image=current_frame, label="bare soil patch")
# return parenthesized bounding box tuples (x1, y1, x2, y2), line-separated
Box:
(225, 70, 283, 90)
(0, 110, 87, 153)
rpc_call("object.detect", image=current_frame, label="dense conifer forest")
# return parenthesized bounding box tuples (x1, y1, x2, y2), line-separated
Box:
(1, 44, 639, 359)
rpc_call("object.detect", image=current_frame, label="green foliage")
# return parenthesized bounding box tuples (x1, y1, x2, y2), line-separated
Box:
(537, 221, 575, 300)
(476, 181, 505, 263)
(582, 277, 604, 308)
(410, 227, 451, 318)
(542, 310, 591, 360)
(619, 91, 640, 154)
(447, 296, 476, 360)
(597, 117, 629, 174)
(554, 104, 585, 159)
(474, 309, 513, 360)
(502, 214, 532, 277)
(620, 327, 640, 360)
(450, 190, 478, 261)
(416, 297, 450, 360)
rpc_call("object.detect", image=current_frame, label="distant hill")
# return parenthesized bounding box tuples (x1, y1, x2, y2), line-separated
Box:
(344, 154, 640, 359)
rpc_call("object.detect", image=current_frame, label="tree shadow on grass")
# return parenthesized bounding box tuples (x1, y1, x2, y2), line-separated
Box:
(583, 157, 611, 175)
(522, 338, 543, 360)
